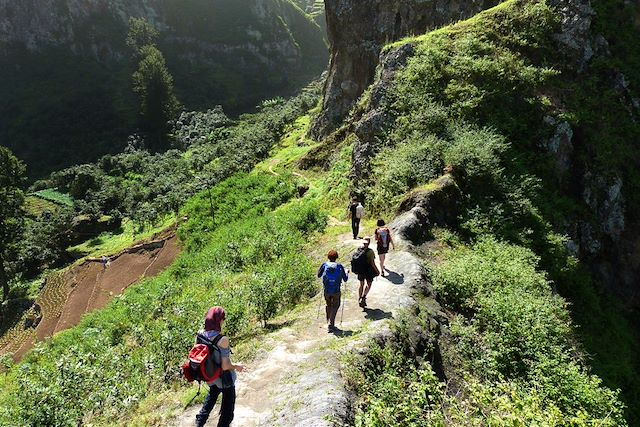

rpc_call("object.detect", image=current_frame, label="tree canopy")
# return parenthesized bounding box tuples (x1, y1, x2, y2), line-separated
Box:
(0, 147, 25, 303)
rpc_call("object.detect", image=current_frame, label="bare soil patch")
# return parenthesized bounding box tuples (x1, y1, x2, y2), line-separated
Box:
(6, 235, 180, 361)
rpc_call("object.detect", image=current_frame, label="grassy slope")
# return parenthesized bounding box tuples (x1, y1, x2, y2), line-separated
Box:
(0, 110, 338, 425)
(342, 0, 639, 424)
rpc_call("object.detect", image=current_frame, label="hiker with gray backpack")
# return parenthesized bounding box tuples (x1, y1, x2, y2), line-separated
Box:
(351, 237, 380, 309)
(317, 250, 349, 332)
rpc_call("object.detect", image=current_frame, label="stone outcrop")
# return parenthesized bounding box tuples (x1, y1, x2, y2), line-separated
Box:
(394, 174, 462, 245)
(309, 0, 498, 140)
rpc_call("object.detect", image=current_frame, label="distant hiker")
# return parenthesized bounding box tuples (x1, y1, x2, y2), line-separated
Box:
(195, 306, 245, 427)
(348, 197, 365, 239)
(101, 255, 108, 270)
(375, 219, 395, 276)
(351, 236, 379, 309)
(317, 250, 349, 332)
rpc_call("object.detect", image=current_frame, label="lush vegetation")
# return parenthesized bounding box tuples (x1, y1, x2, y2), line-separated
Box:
(0, 171, 326, 425)
(0, 0, 327, 178)
(9, 85, 317, 285)
(128, 18, 181, 149)
(0, 83, 320, 356)
(0, 147, 26, 303)
(345, 239, 626, 426)
(344, 0, 640, 424)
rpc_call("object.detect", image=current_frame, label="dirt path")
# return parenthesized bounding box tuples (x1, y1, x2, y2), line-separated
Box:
(7, 235, 180, 361)
(174, 232, 417, 427)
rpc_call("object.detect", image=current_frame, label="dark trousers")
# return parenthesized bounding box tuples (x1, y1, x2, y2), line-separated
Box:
(195, 385, 236, 427)
(351, 217, 360, 239)
(325, 292, 341, 327)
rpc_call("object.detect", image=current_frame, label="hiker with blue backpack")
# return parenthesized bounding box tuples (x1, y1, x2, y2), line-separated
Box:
(317, 250, 349, 332)
(194, 306, 245, 427)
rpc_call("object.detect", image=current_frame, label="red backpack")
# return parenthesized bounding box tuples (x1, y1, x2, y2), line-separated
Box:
(181, 334, 224, 384)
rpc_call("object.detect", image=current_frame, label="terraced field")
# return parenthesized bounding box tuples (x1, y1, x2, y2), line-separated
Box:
(1, 235, 180, 362)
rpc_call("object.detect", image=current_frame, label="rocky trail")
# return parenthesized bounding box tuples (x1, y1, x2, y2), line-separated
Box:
(174, 228, 422, 427)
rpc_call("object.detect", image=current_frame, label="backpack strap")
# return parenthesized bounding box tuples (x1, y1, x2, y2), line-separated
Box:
(196, 333, 224, 348)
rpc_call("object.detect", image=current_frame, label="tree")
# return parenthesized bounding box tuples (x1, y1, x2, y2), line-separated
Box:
(127, 18, 181, 149)
(0, 147, 25, 305)
(126, 17, 160, 55)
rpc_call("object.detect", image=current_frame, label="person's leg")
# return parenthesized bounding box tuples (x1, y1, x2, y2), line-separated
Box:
(358, 279, 364, 302)
(324, 292, 331, 324)
(361, 278, 373, 307)
(379, 253, 386, 275)
(351, 217, 358, 239)
(217, 386, 236, 427)
(196, 385, 221, 427)
(329, 293, 341, 327)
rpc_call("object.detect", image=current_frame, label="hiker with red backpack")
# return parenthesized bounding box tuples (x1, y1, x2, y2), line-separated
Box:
(375, 219, 395, 276)
(351, 237, 380, 309)
(317, 250, 349, 332)
(193, 306, 245, 427)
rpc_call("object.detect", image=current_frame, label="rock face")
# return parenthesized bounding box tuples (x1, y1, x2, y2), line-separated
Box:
(309, 0, 498, 139)
(0, 0, 327, 177)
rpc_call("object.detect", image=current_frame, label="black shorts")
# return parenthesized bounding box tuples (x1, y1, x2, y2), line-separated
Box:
(357, 271, 375, 282)
(377, 244, 389, 255)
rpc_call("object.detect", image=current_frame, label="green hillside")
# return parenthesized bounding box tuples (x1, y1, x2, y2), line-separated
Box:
(328, 0, 640, 423)
(0, 0, 327, 179)
(0, 0, 638, 425)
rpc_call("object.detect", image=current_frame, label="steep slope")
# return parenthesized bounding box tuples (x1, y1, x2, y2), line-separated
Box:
(303, 0, 640, 421)
(0, 0, 327, 177)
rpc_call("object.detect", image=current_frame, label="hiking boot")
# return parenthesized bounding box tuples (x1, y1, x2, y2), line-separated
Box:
(359, 297, 367, 308)
(328, 325, 336, 333)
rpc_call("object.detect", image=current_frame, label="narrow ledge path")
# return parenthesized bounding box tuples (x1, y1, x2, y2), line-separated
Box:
(174, 229, 422, 427)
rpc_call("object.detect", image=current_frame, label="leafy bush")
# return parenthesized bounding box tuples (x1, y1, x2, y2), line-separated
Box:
(432, 238, 626, 423)
(343, 320, 445, 427)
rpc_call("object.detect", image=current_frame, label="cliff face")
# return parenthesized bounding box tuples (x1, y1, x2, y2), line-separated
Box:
(309, 0, 498, 139)
(0, 0, 327, 177)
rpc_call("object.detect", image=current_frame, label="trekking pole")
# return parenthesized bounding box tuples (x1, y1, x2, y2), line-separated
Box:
(184, 382, 202, 409)
(340, 271, 349, 327)
(316, 283, 323, 321)
(340, 287, 346, 327)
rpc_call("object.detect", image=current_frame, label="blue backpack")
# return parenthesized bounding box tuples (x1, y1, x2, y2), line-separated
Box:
(322, 262, 342, 294)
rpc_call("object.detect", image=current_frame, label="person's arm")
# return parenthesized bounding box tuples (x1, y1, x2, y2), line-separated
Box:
(368, 251, 380, 275)
(218, 336, 244, 372)
(317, 263, 325, 278)
(388, 228, 395, 249)
(340, 264, 349, 282)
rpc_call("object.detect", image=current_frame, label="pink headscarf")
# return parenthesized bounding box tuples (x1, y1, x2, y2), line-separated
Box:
(204, 306, 225, 332)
